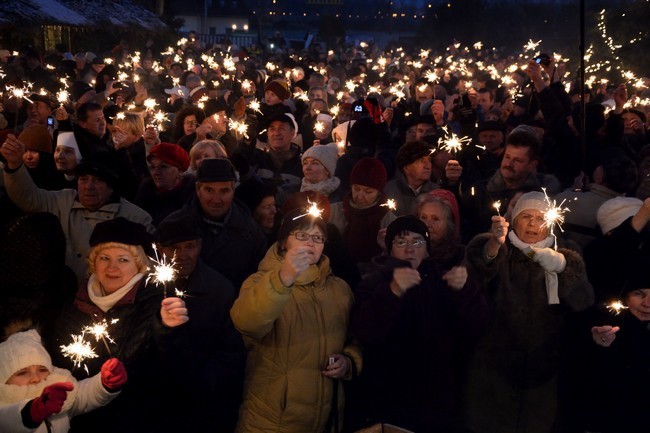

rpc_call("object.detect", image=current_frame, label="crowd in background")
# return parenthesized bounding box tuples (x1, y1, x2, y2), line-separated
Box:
(0, 30, 649, 433)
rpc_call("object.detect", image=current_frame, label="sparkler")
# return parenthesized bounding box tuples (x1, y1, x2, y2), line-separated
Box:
(540, 188, 571, 250)
(381, 198, 397, 211)
(493, 201, 502, 216)
(314, 121, 324, 133)
(83, 318, 119, 354)
(606, 300, 628, 315)
(248, 99, 262, 114)
(6, 85, 33, 103)
(60, 334, 98, 373)
(437, 126, 472, 157)
(293, 200, 324, 220)
(56, 89, 70, 106)
(147, 243, 177, 298)
(523, 39, 542, 52)
(228, 119, 249, 139)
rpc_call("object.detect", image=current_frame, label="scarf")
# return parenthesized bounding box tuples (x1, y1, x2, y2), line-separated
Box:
(88, 273, 145, 312)
(300, 176, 341, 196)
(507, 231, 560, 305)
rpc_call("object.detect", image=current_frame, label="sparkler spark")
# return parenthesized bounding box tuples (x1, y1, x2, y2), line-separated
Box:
(606, 301, 628, 315)
(147, 244, 177, 298)
(437, 126, 472, 156)
(228, 119, 250, 138)
(314, 121, 324, 133)
(493, 201, 502, 216)
(249, 99, 262, 114)
(541, 188, 571, 250)
(60, 334, 98, 369)
(524, 39, 542, 52)
(381, 199, 397, 211)
(293, 200, 324, 220)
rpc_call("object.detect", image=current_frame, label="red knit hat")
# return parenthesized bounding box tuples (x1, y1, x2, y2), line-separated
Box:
(427, 189, 460, 237)
(350, 157, 387, 191)
(147, 142, 190, 172)
(265, 79, 291, 101)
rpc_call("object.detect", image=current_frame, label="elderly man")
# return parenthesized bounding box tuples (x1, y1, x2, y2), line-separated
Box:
(251, 113, 303, 190)
(157, 211, 245, 433)
(162, 158, 267, 288)
(1, 134, 153, 281)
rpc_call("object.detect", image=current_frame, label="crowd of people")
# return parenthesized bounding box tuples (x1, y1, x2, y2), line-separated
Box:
(0, 30, 649, 433)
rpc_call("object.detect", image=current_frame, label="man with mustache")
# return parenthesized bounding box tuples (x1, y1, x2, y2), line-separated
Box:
(460, 125, 562, 242)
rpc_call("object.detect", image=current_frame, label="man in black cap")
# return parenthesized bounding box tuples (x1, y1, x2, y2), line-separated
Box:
(161, 158, 267, 288)
(157, 211, 245, 433)
(1, 133, 153, 281)
(458, 120, 506, 187)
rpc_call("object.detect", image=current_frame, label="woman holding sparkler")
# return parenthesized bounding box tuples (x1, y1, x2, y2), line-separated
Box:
(230, 208, 361, 433)
(461, 191, 594, 433)
(43, 217, 188, 433)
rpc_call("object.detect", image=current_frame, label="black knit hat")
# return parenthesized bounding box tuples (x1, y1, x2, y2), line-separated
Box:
(235, 177, 277, 214)
(89, 217, 154, 256)
(622, 255, 650, 295)
(385, 215, 431, 255)
(158, 212, 200, 246)
(396, 140, 433, 171)
(75, 160, 119, 190)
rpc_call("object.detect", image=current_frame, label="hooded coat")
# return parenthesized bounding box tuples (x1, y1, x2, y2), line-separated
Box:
(230, 244, 362, 433)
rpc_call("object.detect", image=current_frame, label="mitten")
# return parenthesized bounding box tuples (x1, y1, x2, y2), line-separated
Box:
(101, 358, 128, 392)
(29, 382, 74, 424)
(531, 247, 566, 273)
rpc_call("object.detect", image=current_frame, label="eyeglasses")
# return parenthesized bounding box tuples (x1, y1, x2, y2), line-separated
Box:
(392, 238, 427, 248)
(291, 231, 326, 244)
(184, 120, 198, 126)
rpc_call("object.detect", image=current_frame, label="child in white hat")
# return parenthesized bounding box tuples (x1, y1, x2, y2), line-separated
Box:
(0, 329, 126, 433)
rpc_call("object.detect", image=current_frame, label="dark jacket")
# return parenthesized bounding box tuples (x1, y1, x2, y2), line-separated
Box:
(349, 256, 490, 433)
(43, 278, 181, 433)
(134, 175, 196, 226)
(167, 195, 268, 289)
(461, 234, 594, 433)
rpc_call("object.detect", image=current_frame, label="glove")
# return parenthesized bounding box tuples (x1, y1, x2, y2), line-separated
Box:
(101, 358, 128, 392)
(30, 382, 74, 424)
(532, 247, 566, 273)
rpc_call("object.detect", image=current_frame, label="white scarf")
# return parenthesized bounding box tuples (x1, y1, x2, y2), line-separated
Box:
(88, 273, 145, 312)
(507, 231, 560, 305)
(300, 176, 341, 196)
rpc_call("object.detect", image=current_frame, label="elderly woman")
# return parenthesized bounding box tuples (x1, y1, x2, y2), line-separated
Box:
(230, 209, 362, 433)
(461, 191, 594, 433)
(43, 218, 188, 433)
(415, 189, 464, 269)
(330, 157, 397, 275)
(349, 216, 488, 432)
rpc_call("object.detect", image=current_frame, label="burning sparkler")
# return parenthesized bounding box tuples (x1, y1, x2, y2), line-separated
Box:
(147, 244, 177, 298)
(293, 200, 324, 220)
(606, 301, 628, 315)
(83, 318, 119, 354)
(381, 199, 397, 211)
(541, 188, 571, 250)
(437, 126, 472, 157)
(228, 119, 249, 139)
(249, 99, 262, 114)
(493, 201, 502, 216)
(314, 121, 324, 133)
(60, 334, 98, 373)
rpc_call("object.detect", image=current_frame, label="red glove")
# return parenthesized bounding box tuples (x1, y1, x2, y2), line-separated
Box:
(30, 382, 74, 424)
(100, 358, 127, 391)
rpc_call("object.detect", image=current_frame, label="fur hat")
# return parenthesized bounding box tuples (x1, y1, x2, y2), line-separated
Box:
(350, 157, 387, 191)
(301, 144, 338, 177)
(196, 158, 237, 183)
(147, 142, 190, 172)
(18, 125, 52, 154)
(597, 197, 643, 234)
(75, 160, 119, 190)
(512, 191, 550, 223)
(0, 329, 52, 384)
(88, 217, 154, 256)
(56, 132, 82, 162)
(158, 212, 201, 246)
(396, 140, 433, 172)
(385, 215, 431, 255)
(265, 79, 291, 101)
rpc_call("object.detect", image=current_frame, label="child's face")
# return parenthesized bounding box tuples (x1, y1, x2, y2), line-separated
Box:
(6, 365, 50, 386)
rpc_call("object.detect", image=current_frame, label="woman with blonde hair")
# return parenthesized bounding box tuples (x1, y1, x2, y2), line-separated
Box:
(187, 139, 227, 175)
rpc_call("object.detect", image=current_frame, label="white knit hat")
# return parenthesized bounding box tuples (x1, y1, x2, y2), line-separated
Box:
(331, 120, 356, 145)
(597, 197, 642, 234)
(56, 131, 82, 163)
(0, 330, 52, 384)
(301, 143, 339, 177)
(512, 191, 550, 222)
